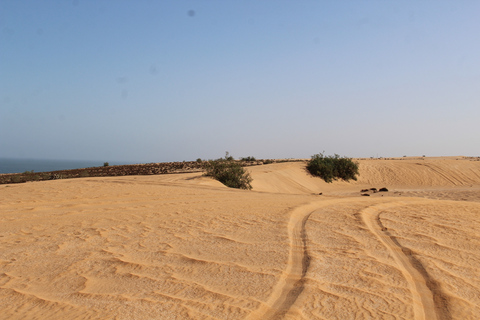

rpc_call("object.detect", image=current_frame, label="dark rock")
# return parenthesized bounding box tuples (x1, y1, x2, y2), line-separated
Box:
(379, 187, 389, 192)
(361, 193, 370, 196)
(361, 189, 369, 192)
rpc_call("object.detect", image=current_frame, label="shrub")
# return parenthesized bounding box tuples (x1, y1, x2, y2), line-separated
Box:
(240, 156, 256, 161)
(204, 154, 252, 190)
(306, 153, 359, 183)
(104, 162, 109, 167)
(79, 170, 90, 177)
(224, 152, 234, 161)
(11, 175, 24, 183)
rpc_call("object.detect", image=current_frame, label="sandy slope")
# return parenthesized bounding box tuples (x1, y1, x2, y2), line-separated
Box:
(1, 157, 480, 319)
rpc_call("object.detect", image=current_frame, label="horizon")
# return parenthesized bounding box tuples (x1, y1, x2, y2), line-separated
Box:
(1, 154, 478, 166)
(1, 154, 478, 176)
(2, 1, 479, 162)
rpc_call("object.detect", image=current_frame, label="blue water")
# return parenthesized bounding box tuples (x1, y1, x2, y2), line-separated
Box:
(0, 158, 129, 174)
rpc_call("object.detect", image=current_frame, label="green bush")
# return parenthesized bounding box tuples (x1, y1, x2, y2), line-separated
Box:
(224, 152, 234, 161)
(306, 153, 359, 183)
(104, 162, 109, 167)
(204, 154, 252, 190)
(240, 156, 256, 161)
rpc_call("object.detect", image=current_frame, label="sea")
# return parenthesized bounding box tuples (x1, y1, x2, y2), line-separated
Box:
(0, 158, 130, 174)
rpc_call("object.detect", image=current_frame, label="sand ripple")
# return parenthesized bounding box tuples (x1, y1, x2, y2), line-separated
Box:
(1, 158, 480, 319)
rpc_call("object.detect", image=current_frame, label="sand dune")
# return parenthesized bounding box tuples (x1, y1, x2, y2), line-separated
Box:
(1, 157, 480, 319)
(249, 157, 480, 195)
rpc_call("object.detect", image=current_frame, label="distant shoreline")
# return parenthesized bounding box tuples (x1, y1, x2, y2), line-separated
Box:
(0, 159, 302, 185)
(0, 158, 117, 175)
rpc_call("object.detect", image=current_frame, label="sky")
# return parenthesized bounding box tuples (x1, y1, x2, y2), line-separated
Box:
(1, 1, 479, 163)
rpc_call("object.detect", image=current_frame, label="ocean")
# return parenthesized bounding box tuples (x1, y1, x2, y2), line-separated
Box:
(0, 158, 129, 174)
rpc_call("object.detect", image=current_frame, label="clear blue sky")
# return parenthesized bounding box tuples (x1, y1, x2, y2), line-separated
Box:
(1, 1, 479, 162)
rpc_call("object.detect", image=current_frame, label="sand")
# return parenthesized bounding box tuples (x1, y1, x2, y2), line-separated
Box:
(1, 157, 480, 319)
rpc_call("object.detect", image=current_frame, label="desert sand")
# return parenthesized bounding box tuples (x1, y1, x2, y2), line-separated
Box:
(1, 157, 480, 319)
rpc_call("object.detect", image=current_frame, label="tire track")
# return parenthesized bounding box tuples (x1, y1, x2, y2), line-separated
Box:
(248, 198, 451, 319)
(247, 200, 343, 320)
(420, 163, 463, 186)
(360, 200, 449, 320)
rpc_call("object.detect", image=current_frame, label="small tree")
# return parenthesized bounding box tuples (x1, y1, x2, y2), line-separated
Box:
(306, 153, 359, 183)
(224, 151, 234, 161)
(204, 153, 252, 190)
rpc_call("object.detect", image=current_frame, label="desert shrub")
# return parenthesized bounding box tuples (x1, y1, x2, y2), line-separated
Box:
(50, 173, 66, 180)
(224, 152, 234, 161)
(240, 156, 256, 161)
(79, 170, 90, 177)
(306, 153, 359, 183)
(204, 154, 252, 190)
(103, 162, 109, 167)
(40, 173, 51, 180)
(11, 175, 24, 183)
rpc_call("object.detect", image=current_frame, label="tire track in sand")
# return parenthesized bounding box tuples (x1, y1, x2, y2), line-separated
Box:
(249, 198, 450, 319)
(247, 200, 343, 320)
(361, 200, 449, 320)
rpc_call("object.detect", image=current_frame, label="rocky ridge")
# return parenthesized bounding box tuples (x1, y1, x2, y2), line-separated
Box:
(0, 159, 292, 185)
